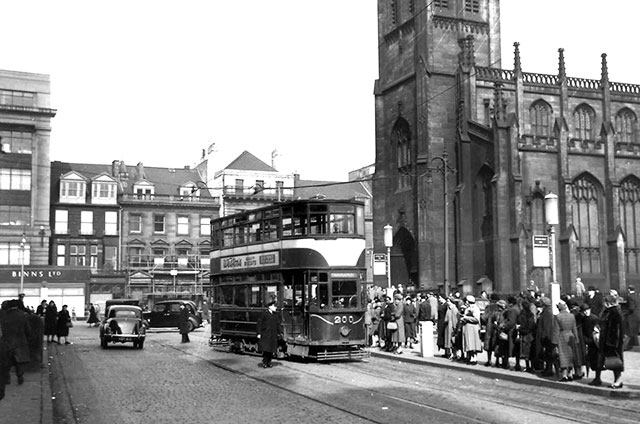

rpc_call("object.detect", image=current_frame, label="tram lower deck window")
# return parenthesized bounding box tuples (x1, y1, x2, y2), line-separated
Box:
(331, 280, 357, 308)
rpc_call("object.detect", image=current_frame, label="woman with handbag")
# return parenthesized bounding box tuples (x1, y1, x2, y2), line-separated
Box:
(590, 294, 624, 388)
(56, 304, 72, 345)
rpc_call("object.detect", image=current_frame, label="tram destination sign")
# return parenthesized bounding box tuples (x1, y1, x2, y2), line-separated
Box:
(221, 251, 280, 271)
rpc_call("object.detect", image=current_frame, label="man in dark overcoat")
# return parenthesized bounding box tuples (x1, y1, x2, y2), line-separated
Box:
(623, 285, 638, 348)
(1, 300, 31, 386)
(256, 301, 282, 368)
(536, 297, 555, 375)
(178, 304, 190, 343)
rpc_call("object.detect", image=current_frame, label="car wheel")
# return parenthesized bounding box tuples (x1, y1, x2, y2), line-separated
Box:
(101, 337, 108, 349)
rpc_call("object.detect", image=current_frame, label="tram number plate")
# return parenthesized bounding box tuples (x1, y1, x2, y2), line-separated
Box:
(334, 315, 354, 324)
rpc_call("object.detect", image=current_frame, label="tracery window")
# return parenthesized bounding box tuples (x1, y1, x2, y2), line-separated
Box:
(573, 104, 595, 140)
(615, 108, 636, 144)
(530, 100, 552, 137)
(620, 177, 640, 275)
(572, 175, 601, 274)
(465, 0, 479, 13)
(528, 192, 545, 235)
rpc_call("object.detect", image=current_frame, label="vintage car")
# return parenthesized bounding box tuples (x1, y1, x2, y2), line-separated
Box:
(100, 305, 147, 349)
(143, 300, 203, 332)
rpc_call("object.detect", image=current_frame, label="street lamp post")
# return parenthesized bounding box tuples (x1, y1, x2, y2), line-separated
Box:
(425, 150, 455, 297)
(544, 193, 560, 312)
(170, 269, 178, 293)
(19, 233, 26, 295)
(383, 224, 393, 289)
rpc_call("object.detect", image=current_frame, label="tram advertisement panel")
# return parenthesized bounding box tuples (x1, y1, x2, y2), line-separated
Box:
(220, 251, 280, 271)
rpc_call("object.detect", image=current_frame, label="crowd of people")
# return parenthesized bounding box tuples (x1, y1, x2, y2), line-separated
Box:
(0, 295, 77, 402)
(365, 282, 638, 389)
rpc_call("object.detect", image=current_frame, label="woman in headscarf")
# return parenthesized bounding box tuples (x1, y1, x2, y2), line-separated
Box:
(390, 294, 405, 354)
(552, 300, 579, 381)
(461, 295, 482, 365)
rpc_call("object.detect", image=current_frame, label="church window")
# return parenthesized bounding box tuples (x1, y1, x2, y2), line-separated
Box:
(529, 193, 545, 235)
(571, 175, 601, 274)
(615, 108, 636, 144)
(392, 118, 412, 190)
(465, 0, 479, 13)
(573, 104, 595, 140)
(620, 177, 640, 275)
(530, 100, 552, 137)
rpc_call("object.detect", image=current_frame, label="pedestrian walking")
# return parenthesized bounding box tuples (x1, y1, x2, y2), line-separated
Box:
(44, 300, 58, 344)
(56, 305, 72, 345)
(0, 300, 31, 387)
(590, 294, 625, 388)
(256, 301, 282, 368)
(201, 300, 210, 324)
(178, 304, 191, 343)
(86, 303, 100, 327)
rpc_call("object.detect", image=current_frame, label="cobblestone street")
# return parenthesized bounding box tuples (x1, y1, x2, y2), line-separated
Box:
(45, 325, 640, 424)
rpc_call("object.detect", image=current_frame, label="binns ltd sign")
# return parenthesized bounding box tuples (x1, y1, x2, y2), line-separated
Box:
(0, 267, 90, 283)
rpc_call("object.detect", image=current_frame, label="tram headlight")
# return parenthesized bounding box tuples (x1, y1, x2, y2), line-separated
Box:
(339, 326, 351, 337)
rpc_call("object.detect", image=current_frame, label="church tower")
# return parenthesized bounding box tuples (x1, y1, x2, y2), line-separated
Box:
(373, 0, 502, 292)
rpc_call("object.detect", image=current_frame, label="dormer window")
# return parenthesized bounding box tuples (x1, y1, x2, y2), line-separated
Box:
(91, 173, 118, 205)
(60, 172, 87, 204)
(133, 181, 155, 200)
(179, 182, 199, 200)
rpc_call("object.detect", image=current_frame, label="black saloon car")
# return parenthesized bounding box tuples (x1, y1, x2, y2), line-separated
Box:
(100, 305, 146, 349)
(143, 300, 203, 332)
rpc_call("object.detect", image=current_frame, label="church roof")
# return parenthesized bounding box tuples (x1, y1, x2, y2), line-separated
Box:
(224, 151, 277, 172)
(294, 179, 371, 200)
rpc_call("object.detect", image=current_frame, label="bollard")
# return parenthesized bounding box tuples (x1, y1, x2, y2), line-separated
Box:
(419, 321, 434, 358)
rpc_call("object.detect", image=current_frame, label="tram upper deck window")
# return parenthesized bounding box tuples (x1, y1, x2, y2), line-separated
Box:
(329, 204, 356, 234)
(309, 204, 328, 235)
(262, 209, 280, 240)
(331, 280, 358, 308)
(222, 226, 234, 247)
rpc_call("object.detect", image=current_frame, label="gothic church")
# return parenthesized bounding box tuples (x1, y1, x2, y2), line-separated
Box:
(372, 0, 640, 295)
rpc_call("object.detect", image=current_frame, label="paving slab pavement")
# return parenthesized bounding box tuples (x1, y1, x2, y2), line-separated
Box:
(1, 342, 54, 424)
(369, 342, 640, 399)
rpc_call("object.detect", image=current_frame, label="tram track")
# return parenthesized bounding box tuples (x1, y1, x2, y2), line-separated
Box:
(328, 359, 640, 424)
(167, 338, 612, 424)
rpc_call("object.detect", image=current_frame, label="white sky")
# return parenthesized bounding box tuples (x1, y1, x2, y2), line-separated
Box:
(1, 1, 638, 181)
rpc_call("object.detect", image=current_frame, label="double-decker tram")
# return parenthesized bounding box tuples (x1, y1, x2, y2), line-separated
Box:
(209, 199, 369, 361)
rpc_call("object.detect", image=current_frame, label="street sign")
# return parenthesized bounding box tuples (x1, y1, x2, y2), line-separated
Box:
(373, 254, 387, 275)
(533, 235, 550, 267)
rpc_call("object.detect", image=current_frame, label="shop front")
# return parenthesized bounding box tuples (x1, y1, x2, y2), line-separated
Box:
(0, 266, 91, 317)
